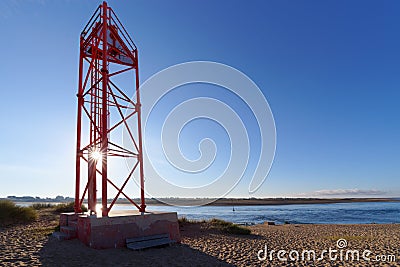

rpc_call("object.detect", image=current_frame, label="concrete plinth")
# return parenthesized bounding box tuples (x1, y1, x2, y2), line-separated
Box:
(59, 210, 181, 249)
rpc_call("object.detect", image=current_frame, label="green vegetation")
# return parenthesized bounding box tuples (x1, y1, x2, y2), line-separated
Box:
(31, 203, 54, 210)
(0, 200, 38, 226)
(53, 202, 88, 213)
(178, 216, 189, 224)
(178, 216, 199, 224)
(179, 216, 251, 235)
(209, 218, 251, 235)
(30, 202, 87, 213)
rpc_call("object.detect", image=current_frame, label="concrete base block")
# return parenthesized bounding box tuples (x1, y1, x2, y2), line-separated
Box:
(76, 210, 181, 249)
(60, 212, 78, 226)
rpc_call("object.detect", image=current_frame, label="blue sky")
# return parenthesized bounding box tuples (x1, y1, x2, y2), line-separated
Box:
(0, 0, 399, 198)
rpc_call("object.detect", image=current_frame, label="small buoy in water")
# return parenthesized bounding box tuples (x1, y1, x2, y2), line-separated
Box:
(233, 206, 235, 212)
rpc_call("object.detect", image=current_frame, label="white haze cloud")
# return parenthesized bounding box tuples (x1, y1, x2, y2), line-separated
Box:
(297, 188, 386, 197)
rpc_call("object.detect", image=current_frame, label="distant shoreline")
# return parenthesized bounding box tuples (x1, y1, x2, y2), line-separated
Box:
(5, 197, 398, 206)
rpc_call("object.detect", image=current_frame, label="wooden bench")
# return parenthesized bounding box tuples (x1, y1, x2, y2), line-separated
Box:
(126, 233, 175, 250)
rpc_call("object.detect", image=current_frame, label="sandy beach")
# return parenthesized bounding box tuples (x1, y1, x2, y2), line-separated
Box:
(0, 210, 399, 266)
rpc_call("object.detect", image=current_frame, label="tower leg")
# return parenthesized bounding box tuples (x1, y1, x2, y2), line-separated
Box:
(75, 49, 84, 214)
(135, 59, 146, 213)
(88, 160, 97, 214)
(101, 1, 109, 217)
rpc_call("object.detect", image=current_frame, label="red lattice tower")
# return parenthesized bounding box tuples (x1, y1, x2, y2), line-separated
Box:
(74, 1, 145, 216)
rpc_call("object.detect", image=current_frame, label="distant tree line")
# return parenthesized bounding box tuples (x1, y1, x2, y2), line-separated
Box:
(4, 195, 74, 202)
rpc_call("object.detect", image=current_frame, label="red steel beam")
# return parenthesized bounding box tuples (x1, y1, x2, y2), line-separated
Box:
(74, 42, 84, 213)
(100, 1, 109, 217)
(135, 50, 146, 213)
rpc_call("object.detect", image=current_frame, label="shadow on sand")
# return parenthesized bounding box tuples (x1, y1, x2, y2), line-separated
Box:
(38, 235, 233, 267)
